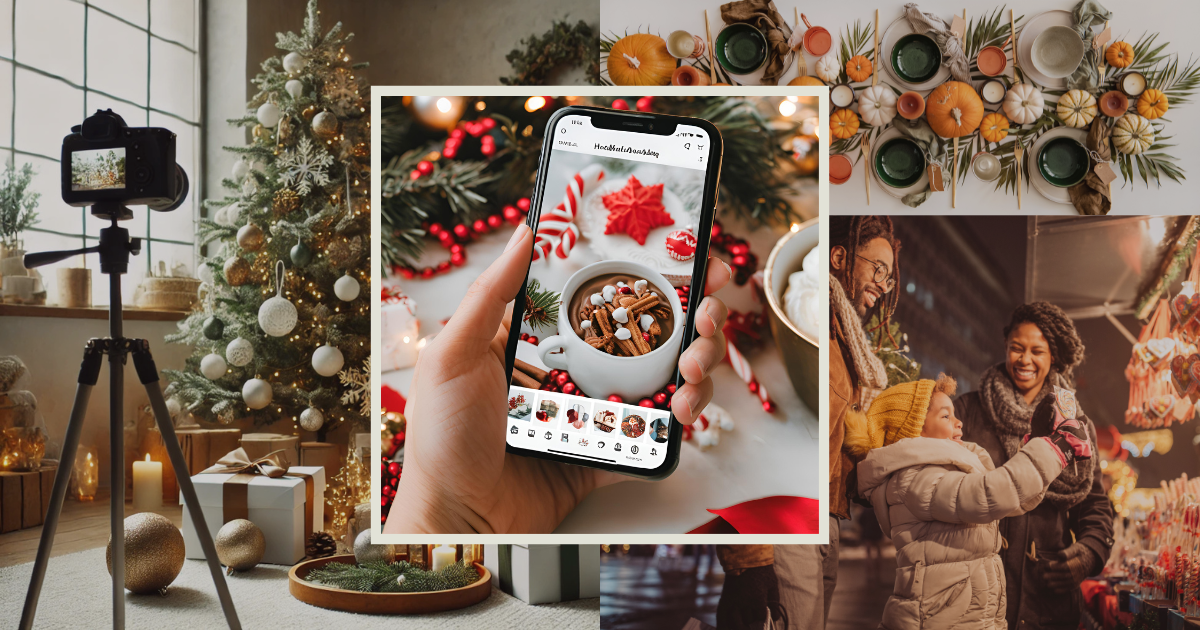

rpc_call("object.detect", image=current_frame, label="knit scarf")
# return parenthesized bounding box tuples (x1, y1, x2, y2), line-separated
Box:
(977, 363, 1095, 509)
(830, 274, 888, 410)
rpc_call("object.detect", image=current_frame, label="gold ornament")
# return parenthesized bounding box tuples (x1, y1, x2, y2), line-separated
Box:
(301, 105, 318, 121)
(278, 116, 294, 145)
(312, 111, 340, 138)
(252, 124, 267, 139)
(352, 142, 369, 160)
(106, 512, 185, 594)
(223, 256, 251, 286)
(272, 189, 302, 217)
(215, 518, 265, 573)
(353, 529, 395, 564)
(236, 223, 265, 252)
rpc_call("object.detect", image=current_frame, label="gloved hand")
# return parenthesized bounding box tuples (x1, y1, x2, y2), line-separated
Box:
(1028, 395, 1057, 440)
(1044, 542, 1100, 593)
(1048, 412, 1093, 465)
(716, 565, 779, 630)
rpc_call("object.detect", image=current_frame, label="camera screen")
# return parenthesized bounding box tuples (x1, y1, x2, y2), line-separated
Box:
(71, 148, 126, 191)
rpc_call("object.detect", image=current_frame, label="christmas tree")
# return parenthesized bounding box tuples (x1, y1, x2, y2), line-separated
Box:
(165, 0, 370, 437)
(867, 313, 922, 388)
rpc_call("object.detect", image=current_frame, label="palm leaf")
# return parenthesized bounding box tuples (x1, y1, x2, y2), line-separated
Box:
(837, 20, 874, 84)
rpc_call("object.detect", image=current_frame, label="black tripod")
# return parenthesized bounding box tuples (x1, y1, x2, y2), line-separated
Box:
(19, 204, 240, 629)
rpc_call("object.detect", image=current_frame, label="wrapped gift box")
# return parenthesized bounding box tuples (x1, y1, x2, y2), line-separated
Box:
(382, 287, 419, 371)
(144, 426, 241, 504)
(484, 544, 599, 604)
(0, 464, 56, 532)
(240, 433, 300, 468)
(181, 465, 324, 566)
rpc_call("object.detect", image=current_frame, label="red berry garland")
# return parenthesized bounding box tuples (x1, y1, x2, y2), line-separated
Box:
(392, 197, 532, 280)
(710, 220, 758, 286)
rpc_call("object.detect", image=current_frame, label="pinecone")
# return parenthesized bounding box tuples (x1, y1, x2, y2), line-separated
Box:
(306, 531, 338, 559)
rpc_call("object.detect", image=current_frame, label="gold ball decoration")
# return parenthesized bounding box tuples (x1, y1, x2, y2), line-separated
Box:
(223, 256, 252, 286)
(312, 111, 340, 139)
(215, 519, 265, 572)
(252, 124, 267, 139)
(301, 105, 318, 121)
(272, 189, 302, 217)
(353, 529, 395, 564)
(106, 512, 185, 594)
(236, 223, 265, 252)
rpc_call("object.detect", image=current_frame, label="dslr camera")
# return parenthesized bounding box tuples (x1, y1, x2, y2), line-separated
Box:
(60, 109, 188, 220)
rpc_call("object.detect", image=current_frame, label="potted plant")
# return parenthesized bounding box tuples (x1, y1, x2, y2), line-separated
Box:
(0, 163, 42, 303)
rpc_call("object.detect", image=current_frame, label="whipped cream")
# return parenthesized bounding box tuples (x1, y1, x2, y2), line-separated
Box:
(783, 245, 820, 340)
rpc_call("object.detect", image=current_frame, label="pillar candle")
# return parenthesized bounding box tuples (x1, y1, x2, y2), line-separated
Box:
(132, 453, 162, 512)
(431, 544, 456, 571)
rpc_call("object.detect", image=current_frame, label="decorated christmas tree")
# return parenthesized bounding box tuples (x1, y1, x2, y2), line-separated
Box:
(165, 0, 370, 437)
(867, 313, 921, 388)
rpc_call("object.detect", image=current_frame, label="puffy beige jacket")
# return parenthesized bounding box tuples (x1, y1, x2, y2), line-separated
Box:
(857, 437, 1064, 630)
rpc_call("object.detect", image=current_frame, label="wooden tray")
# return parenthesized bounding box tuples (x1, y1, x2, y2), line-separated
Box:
(288, 555, 492, 614)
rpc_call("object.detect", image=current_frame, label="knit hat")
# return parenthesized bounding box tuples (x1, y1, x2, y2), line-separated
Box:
(843, 379, 935, 459)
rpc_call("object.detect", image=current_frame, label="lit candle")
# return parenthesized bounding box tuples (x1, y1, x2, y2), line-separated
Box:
(431, 544, 457, 571)
(132, 453, 162, 512)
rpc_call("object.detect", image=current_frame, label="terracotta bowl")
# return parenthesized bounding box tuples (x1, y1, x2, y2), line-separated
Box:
(1100, 90, 1129, 117)
(829, 154, 853, 185)
(897, 91, 926, 119)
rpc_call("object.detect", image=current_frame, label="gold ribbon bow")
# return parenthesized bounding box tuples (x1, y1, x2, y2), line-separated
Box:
(200, 447, 315, 543)
(201, 447, 291, 477)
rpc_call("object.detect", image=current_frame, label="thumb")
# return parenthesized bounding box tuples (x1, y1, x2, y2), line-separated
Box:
(437, 224, 533, 356)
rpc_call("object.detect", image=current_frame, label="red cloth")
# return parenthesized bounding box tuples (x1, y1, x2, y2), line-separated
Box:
(382, 385, 407, 413)
(686, 496, 821, 534)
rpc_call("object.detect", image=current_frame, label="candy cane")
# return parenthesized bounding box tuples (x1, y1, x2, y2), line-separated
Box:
(725, 337, 778, 412)
(532, 164, 604, 261)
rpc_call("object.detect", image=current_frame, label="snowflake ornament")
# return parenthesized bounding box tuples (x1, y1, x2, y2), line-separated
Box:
(339, 357, 370, 416)
(279, 137, 333, 195)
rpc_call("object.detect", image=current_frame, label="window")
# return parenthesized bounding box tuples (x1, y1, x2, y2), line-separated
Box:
(1, 0, 201, 306)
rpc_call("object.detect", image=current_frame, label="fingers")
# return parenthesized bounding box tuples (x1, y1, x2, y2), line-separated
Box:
(672, 378, 713, 425)
(436, 225, 532, 356)
(703, 256, 733, 296)
(693, 296, 728, 339)
(679, 335, 725, 385)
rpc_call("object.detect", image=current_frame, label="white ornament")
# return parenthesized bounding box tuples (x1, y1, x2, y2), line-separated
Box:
(231, 158, 249, 180)
(226, 337, 254, 367)
(197, 262, 214, 285)
(612, 307, 629, 324)
(282, 51, 306, 74)
(242, 378, 273, 410)
(241, 177, 258, 197)
(299, 407, 324, 432)
(200, 353, 227, 380)
(258, 261, 298, 337)
(278, 137, 333, 196)
(334, 273, 360, 302)
(312, 344, 345, 377)
(285, 79, 304, 100)
(256, 102, 282, 128)
(615, 328, 632, 341)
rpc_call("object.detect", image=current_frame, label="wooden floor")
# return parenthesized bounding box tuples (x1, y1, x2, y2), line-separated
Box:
(0, 490, 183, 569)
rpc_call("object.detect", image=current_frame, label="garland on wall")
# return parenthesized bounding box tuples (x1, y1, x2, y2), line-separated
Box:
(500, 19, 601, 86)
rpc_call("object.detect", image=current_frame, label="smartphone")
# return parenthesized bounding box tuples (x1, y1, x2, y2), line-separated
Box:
(503, 105, 721, 480)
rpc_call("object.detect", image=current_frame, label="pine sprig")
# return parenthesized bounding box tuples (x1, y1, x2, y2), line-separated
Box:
(500, 19, 599, 86)
(523, 278, 561, 332)
(305, 560, 482, 593)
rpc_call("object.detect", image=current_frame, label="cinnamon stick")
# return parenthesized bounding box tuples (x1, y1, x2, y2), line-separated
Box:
(511, 368, 540, 389)
(514, 358, 547, 383)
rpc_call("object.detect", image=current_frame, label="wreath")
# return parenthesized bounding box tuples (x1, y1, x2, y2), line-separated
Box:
(500, 19, 601, 86)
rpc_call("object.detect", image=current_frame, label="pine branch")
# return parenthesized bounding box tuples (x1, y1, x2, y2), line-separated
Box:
(304, 560, 481, 593)
(500, 19, 599, 86)
(523, 278, 561, 332)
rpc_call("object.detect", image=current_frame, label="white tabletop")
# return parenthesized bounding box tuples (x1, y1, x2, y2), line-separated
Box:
(601, 0, 1200, 214)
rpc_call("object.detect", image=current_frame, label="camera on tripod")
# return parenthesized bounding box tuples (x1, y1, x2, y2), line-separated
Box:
(60, 109, 189, 221)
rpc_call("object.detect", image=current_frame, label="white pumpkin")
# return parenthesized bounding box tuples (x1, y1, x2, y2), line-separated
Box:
(1112, 114, 1155, 155)
(1057, 89, 1098, 128)
(1003, 83, 1045, 125)
(858, 85, 897, 127)
(815, 55, 840, 84)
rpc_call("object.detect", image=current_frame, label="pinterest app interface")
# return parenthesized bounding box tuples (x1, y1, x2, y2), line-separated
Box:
(507, 115, 711, 470)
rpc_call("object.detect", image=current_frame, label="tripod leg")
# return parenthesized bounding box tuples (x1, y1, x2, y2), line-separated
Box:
(19, 343, 104, 630)
(109, 341, 125, 629)
(131, 341, 242, 630)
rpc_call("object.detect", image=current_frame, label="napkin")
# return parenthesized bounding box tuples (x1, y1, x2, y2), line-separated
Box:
(891, 117, 946, 208)
(1068, 116, 1113, 215)
(720, 0, 794, 86)
(1067, 0, 1113, 91)
(903, 3, 971, 83)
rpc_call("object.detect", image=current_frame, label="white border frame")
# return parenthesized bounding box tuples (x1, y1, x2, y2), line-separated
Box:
(371, 86, 829, 545)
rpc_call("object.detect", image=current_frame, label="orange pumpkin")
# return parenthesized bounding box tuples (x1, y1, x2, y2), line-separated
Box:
(925, 81, 984, 138)
(788, 76, 826, 87)
(980, 112, 1010, 143)
(830, 109, 860, 139)
(846, 55, 873, 83)
(1137, 89, 1169, 120)
(607, 34, 676, 86)
(1105, 41, 1135, 69)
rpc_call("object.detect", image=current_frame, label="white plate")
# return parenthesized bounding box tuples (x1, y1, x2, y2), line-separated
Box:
(1028, 126, 1089, 204)
(1017, 10, 1076, 89)
(879, 15, 951, 92)
(869, 126, 930, 200)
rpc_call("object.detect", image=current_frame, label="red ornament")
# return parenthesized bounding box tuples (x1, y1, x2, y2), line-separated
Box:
(388, 462, 401, 476)
(449, 128, 465, 140)
(636, 96, 653, 112)
(449, 243, 463, 255)
(410, 169, 421, 180)
(487, 214, 503, 229)
(653, 391, 668, 405)
(416, 160, 434, 176)
(732, 254, 748, 268)
(420, 266, 435, 279)
(472, 219, 489, 234)
(638, 398, 656, 408)
(666, 383, 677, 394)
(399, 267, 415, 280)
(665, 228, 698, 262)
(443, 146, 458, 159)
(562, 382, 577, 395)
(481, 117, 496, 130)
(728, 243, 748, 256)
(480, 142, 495, 157)
(503, 205, 521, 223)
(602, 176, 675, 245)
(520, 332, 529, 341)
(711, 223, 723, 238)
(517, 198, 531, 212)
(445, 137, 462, 150)
(389, 477, 399, 488)
(527, 336, 538, 345)
(612, 99, 630, 110)
(453, 224, 470, 240)
(428, 222, 444, 235)
(607, 394, 624, 403)
(450, 252, 466, 266)
(556, 372, 570, 386)
(436, 261, 450, 273)
(437, 230, 454, 247)
(549, 369, 560, 378)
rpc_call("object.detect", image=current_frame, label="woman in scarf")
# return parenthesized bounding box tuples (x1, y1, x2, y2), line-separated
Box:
(954, 302, 1114, 630)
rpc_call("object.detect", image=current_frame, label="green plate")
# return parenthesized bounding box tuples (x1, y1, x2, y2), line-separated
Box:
(892, 33, 941, 84)
(1037, 137, 1089, 188)
(715, 23, 767, 75)
(875, 138, 927, 188)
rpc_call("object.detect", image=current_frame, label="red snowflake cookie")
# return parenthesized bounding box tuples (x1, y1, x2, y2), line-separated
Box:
(602, 176, 674, 245)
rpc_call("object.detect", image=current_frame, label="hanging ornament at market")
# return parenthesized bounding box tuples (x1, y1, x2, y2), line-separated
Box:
(242, 377, 273, 410)
(258, 261, 298, 337)
(282, 51, 306, 75)
(223, 256, 251, 286)
(353, 529, 395, 564)
(299, 406, 325, 432)
(200, 352, 227, 380)
(312, 111, 339, 138)
(236, 223, 265, 252)
(290, 237, 313, 267)
(410, 95, 465, 130)
(226, 337, 254, 367)
(215, 518, 265, 573)
(312, 343, 345, 377)
(256, 102, 282, 128)
(106, 512, 185, 594)
(285, 79, 304, 100)
(334, 273, 361, 302)
(203, 316, 225, 341)
(231, 158, 250, 180)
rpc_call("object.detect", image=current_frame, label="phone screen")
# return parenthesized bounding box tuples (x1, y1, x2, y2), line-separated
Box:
(506, 110, 716, 474)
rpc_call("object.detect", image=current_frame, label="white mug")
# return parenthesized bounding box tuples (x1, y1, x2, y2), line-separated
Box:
(537, 261, 685, 401)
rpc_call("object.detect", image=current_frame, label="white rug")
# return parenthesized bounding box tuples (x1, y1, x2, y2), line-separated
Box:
(1, 548, 599, 629)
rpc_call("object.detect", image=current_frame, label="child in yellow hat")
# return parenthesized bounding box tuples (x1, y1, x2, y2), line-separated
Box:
(844, 375, 1088, 630)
